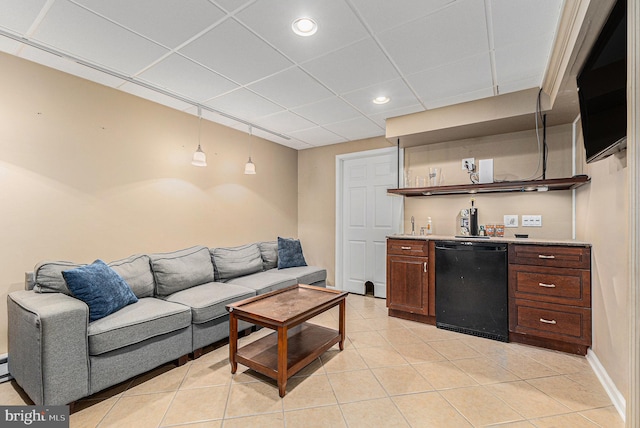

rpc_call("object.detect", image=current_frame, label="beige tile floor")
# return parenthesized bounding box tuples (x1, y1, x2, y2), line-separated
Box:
(0, 293, 624, 427)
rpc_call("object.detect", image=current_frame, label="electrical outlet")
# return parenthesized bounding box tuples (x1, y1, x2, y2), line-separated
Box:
(504, 215, 518, 227)
(522, 215, 542, 227)
(462, 158, 475, 171)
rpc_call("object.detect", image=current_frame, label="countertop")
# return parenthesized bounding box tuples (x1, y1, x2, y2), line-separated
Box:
(387, 234, 591, 247)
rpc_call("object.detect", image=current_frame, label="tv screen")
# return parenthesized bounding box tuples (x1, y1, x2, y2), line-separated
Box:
(577, 0, 627, 163)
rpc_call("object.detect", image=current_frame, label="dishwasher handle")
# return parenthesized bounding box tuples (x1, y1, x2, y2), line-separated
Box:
(435, 242, 507, 252)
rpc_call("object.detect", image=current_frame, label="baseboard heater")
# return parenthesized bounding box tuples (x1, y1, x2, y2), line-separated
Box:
(0, 354, 12, 383)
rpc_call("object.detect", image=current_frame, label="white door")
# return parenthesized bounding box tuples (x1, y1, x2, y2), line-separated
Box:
(338, 148, 403, 297)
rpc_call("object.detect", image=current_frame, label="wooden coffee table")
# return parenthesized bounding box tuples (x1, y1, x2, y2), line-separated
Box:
(226, 284, 348, 397)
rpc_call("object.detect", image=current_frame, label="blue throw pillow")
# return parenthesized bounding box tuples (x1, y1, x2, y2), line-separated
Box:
(63, 260, 138, 322)
(277, 237, 307, 269)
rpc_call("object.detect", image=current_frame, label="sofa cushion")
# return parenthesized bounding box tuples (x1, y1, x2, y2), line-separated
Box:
(277, 237, 307, 269)
(277, 266, 326, 286)
(258, 241, 278, 270)
(33, 261, 83, 294)
(63, 260, 138, 322)
(227, 270, 297, 295)
(164, 282, 255, 324)
(149, 246, 214, 297)
(109, 254, 154, 298)
(87, 297, 191, 355)
(210, 243, 263, 282)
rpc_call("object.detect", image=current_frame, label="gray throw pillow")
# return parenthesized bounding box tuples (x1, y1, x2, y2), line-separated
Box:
(277, 237, 307, 269)
(211, 243, 263, 281)
(63, 260, 138, 322)
(258, 241, 278, 270)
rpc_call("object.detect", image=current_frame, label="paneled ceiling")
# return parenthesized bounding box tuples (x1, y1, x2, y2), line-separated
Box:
(0, 0, 564, 149)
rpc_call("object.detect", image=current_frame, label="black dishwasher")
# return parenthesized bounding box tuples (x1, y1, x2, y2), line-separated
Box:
(435, 240, 508, 342)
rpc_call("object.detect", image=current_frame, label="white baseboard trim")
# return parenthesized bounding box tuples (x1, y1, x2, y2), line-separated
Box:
(586, 349, 625, 421)
(0, 353, 11, 384)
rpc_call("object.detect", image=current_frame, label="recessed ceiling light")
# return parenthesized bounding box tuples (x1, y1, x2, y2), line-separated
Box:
(292, 17, 318, 36)
(373, 96, 390, 105)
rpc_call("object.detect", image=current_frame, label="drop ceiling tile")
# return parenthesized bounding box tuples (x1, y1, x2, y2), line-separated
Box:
(425, 87, 495, 110)
(235, 0, 369, 63)
(180, 18, 292, 85)
(19, 45, 126, 88)
(205, 89, 283, 121)
(303, 38, 399, 94)
(254, 110, 317, 133)
(137, 54, 238, 102)
(248, 67, 333, 109)
(490, 0, 563, 49)
(213, 0, 253, 13)
(291, 96, 362, 125)
(379, 0, 488, 75)
(342, 78, 422, 115)
(287, 127, 347, 146)
(349, 0, 454, 33)
(0, 0, 47, 33)
(183, 106, 250, 131)
(323, 116, 384, 141)
(494, 36, 552, 88)
(407, 53, 493, 104)
(496, 76, 542, 96)
(74, 0, 226, 49)
(119, 82, 194, 111)
(32, 0, 168, 75)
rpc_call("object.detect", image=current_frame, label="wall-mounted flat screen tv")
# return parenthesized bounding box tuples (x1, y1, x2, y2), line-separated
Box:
(577, 0, 626, 164)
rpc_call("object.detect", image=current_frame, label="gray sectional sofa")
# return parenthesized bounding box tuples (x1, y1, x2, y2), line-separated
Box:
(7, 241, 326, 406)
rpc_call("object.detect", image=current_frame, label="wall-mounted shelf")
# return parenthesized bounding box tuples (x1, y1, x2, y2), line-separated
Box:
(387, 175, 590, 197)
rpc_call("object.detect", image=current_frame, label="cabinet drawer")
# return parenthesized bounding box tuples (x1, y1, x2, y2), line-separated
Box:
(509, 245, 590, 269)
(509, 265, 591, 307)
(510, 299, 591, 345)
(387, 239, 428, 257)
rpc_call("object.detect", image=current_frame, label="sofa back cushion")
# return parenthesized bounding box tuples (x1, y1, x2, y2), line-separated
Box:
(258, 241, 278, 271)
(109, 254, 154, 298)
(149, 246, 214, 296)
(211, 243, 263, 281)
(33, 261, 83, 294)
(277, 237, 308, 269)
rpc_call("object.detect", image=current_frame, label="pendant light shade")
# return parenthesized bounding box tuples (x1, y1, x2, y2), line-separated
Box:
(191, 107, 207, 167)
(192, 144, 207, 167)
(244, 156, 256, 174)
(244, 125, 256, 175)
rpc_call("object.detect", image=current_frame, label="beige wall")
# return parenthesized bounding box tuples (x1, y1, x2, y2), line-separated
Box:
(0, 53, 299, 353)
(403, 125, 574, 238)
(575, 124, 629, 401)
(298, 137, 392, 286)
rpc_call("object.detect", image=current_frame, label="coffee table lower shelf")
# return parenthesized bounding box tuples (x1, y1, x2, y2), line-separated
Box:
(236, 323, 340, 381)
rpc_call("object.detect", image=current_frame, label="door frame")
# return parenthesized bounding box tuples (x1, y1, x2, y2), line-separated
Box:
(335, 146, 404, 292)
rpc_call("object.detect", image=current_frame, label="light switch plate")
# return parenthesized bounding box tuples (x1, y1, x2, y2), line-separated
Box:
(504, 215, 518, 227)
(522, 215, 542, 227)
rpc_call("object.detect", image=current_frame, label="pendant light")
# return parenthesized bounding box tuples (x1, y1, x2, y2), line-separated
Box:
(244, 125, 256, 175)
(191, 106, 207, 167)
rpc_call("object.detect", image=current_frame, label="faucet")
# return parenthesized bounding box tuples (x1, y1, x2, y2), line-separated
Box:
(411, 216, 415, 235)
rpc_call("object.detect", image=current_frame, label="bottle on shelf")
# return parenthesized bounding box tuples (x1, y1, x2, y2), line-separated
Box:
(426, 217, 433, 235)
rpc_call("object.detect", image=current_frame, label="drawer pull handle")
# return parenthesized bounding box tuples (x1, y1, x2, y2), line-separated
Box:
(538, 282, 556, 288)
(401, 246, 412, 250)
(539, 318, 557, 325)
(538, 255, 556, 259)
(424, 262, 427, 273)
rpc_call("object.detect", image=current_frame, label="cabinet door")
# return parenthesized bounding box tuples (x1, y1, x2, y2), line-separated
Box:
(387, 255, 428, 315)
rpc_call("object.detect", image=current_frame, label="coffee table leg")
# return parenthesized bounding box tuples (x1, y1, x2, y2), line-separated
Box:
(229, 313, 238, 374)
(277, 325, 288, 397)
(339, 299, 346, 351)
